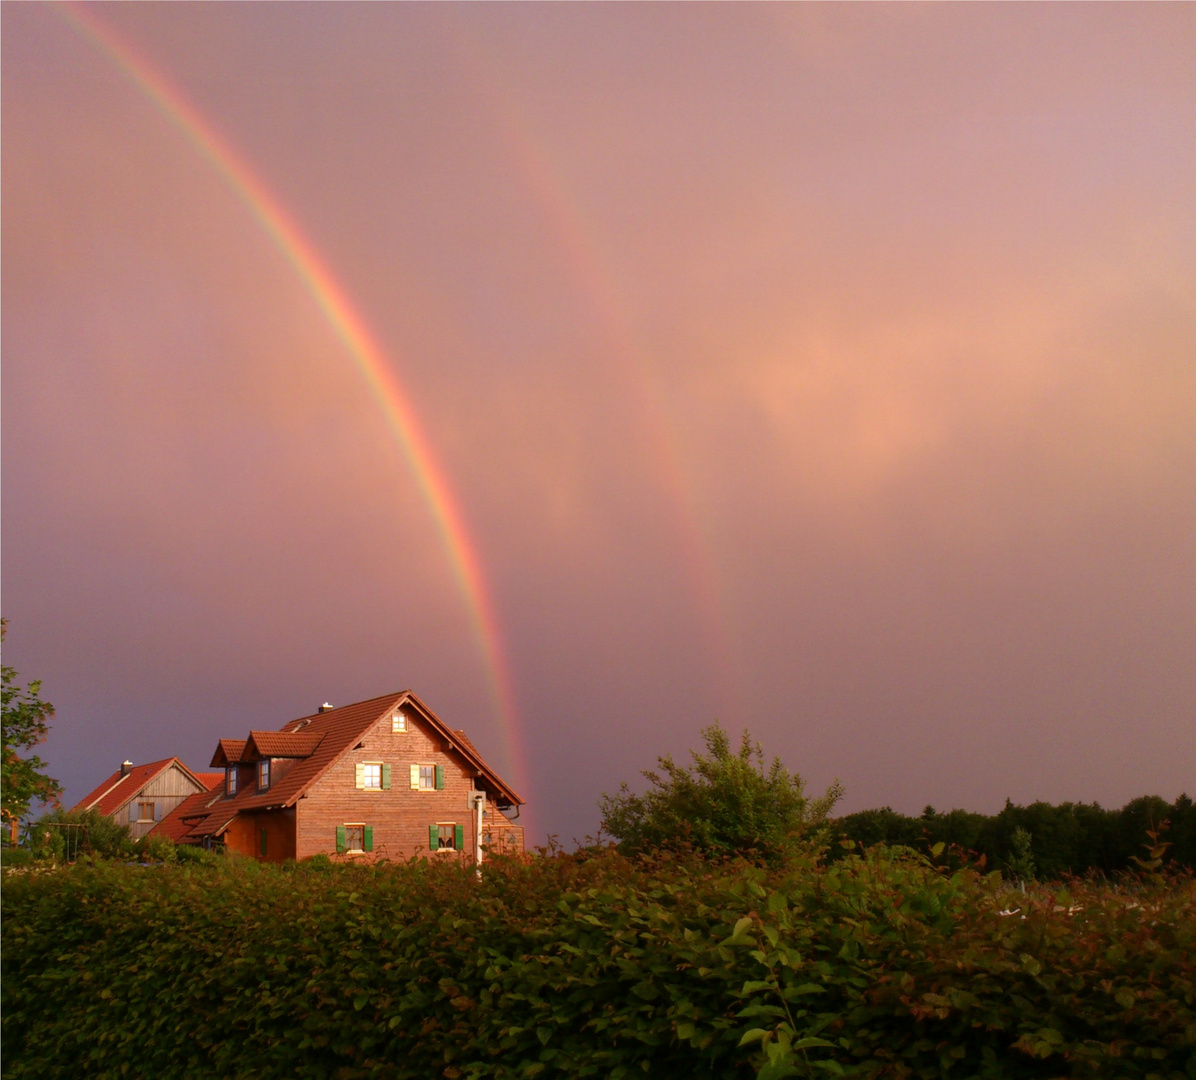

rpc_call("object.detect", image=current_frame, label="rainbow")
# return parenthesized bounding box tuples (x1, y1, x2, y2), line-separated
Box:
(447, 24, 742, 712)
(56, 3, 530, 800)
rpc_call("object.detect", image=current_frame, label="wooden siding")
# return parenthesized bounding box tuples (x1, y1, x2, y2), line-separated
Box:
(119, 764, 206, 840)
(293, 710, 519, 862)
(224, 808, 296, 863)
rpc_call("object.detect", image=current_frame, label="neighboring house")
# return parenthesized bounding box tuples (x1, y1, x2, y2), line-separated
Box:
(170, 690, 524, 864)
(149, 773, 226, 842)
(71, 758, 223, 840)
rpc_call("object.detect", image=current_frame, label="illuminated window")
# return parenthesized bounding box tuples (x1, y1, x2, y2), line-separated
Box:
(410, 764, 443, 790)
(362, 763, 381, 789)
(391, 711, 407, 733)
(226, 767, 238, 796)
(258, 760, 270, 789)
(336, 824, 372, 853)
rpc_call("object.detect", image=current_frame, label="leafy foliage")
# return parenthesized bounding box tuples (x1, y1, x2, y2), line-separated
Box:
(833, 794, 1196, 878)
(27, 808, 136, 862)
(1, 619, 61, 834)
(2, 848, 1192, 1079)
(600, 722, 843, 863)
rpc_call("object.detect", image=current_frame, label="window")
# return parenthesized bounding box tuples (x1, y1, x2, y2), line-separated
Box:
(226, 767, 238, 796)
(355, 762, 390, 790)
(258, 760, 270, 789)
(336, 824, 373, 853)
(410, 764, 444, 790)
(391, 711, 407, 733)
(137, 801, 155, 822)
(430, 823, 464, 851)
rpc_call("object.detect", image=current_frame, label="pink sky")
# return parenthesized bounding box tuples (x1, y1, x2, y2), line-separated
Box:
(4, 4, 1193, 842)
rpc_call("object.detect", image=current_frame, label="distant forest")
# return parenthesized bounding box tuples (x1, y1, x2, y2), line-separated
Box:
(830, 794, 1194, 879)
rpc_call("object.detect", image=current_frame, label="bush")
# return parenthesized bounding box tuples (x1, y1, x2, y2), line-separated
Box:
(2, 847, 1192, 1079)
(139, 835, 177, 864)
(26, 808, 135, 862)
(600, 722, 843, 864)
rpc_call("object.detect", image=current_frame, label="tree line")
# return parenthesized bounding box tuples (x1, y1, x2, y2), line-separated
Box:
(829, 794, 1195, 878)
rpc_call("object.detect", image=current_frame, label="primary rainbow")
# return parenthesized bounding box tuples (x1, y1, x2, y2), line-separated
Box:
(57, 3, 530, 799)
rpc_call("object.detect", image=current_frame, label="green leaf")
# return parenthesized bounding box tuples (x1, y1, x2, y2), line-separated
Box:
(738, 1028, 770, 1046)
(1114, 988, 1136, 1010)
(792, 1036, 836, 1050)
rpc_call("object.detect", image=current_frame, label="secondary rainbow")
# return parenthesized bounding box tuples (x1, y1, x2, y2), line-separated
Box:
(57, 3, 530, 798)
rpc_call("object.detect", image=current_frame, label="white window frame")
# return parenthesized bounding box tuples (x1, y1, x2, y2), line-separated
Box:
(391, 711, 407, 733)
(419, 764, 435, 790)
(361, 762, 382, 790)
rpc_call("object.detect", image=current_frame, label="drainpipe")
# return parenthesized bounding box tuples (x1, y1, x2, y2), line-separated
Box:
(470, 792, 486, 875)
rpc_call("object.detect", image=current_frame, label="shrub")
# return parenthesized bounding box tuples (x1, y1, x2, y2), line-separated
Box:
(2, 847, 1191, 1079)
(600, 722, 843, 864)
(26, 808, 136, 862)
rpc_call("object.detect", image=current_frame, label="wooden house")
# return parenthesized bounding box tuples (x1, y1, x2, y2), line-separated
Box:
(71, 758, 223, 840)
(169, 691, 524, 863)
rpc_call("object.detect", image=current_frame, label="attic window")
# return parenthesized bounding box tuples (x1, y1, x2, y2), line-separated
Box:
(226, 767, 238, 796)
(258, 760, 270, 790)
(391, 711, 407, 733)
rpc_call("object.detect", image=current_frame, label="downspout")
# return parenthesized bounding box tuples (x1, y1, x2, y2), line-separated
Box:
(470, 792, 486, 876)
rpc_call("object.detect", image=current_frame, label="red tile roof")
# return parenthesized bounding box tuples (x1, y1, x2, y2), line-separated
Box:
(148, 774, 225, 843)
(243, 730, 324, 759)
(210, 739, 247, 767)
(71, 758, 209, 817)
(187, 691, 522, 839)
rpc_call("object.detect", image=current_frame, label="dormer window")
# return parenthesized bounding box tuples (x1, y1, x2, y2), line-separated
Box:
(258, 759, 270, 790)
(226, 767, 238, 796)
(392, 711, 407, 733)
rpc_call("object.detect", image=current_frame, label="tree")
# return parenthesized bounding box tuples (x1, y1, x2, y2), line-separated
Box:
(1, 620, 61, 843)
(599, 721, 843, 864)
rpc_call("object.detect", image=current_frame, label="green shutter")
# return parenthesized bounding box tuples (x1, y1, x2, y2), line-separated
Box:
(429, 824, 439, 851)
(260, 828, 268, 857)
(336, 825, 347, 854)
(363, 826, 373, 852)
(435, 765, 445, 790)
(455, 824, 464, 851)
(381, 763, 391, 790)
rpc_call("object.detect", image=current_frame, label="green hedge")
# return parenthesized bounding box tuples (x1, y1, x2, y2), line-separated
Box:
(3, 849, 1193, 1079)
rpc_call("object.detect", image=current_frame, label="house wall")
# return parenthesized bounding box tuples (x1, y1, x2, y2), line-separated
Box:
(224, 808, 296, 863)
(118, 765, 206, 839)
(294, 713, 503, 862)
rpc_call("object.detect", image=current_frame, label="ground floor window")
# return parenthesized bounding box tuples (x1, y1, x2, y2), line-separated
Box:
(336, 824, 373, 853)
(431, 823, 464, 851)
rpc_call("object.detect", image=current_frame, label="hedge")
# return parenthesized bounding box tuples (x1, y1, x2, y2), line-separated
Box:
(3, 848, 1193, 1079)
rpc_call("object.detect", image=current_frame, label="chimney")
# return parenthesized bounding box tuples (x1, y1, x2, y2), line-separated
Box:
(318, 702, 335, 714)
(120, 760, 134, 777)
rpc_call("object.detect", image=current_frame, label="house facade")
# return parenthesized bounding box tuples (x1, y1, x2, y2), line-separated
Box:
(170, 691, 524, 863)
(71, 758, 223, 840)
